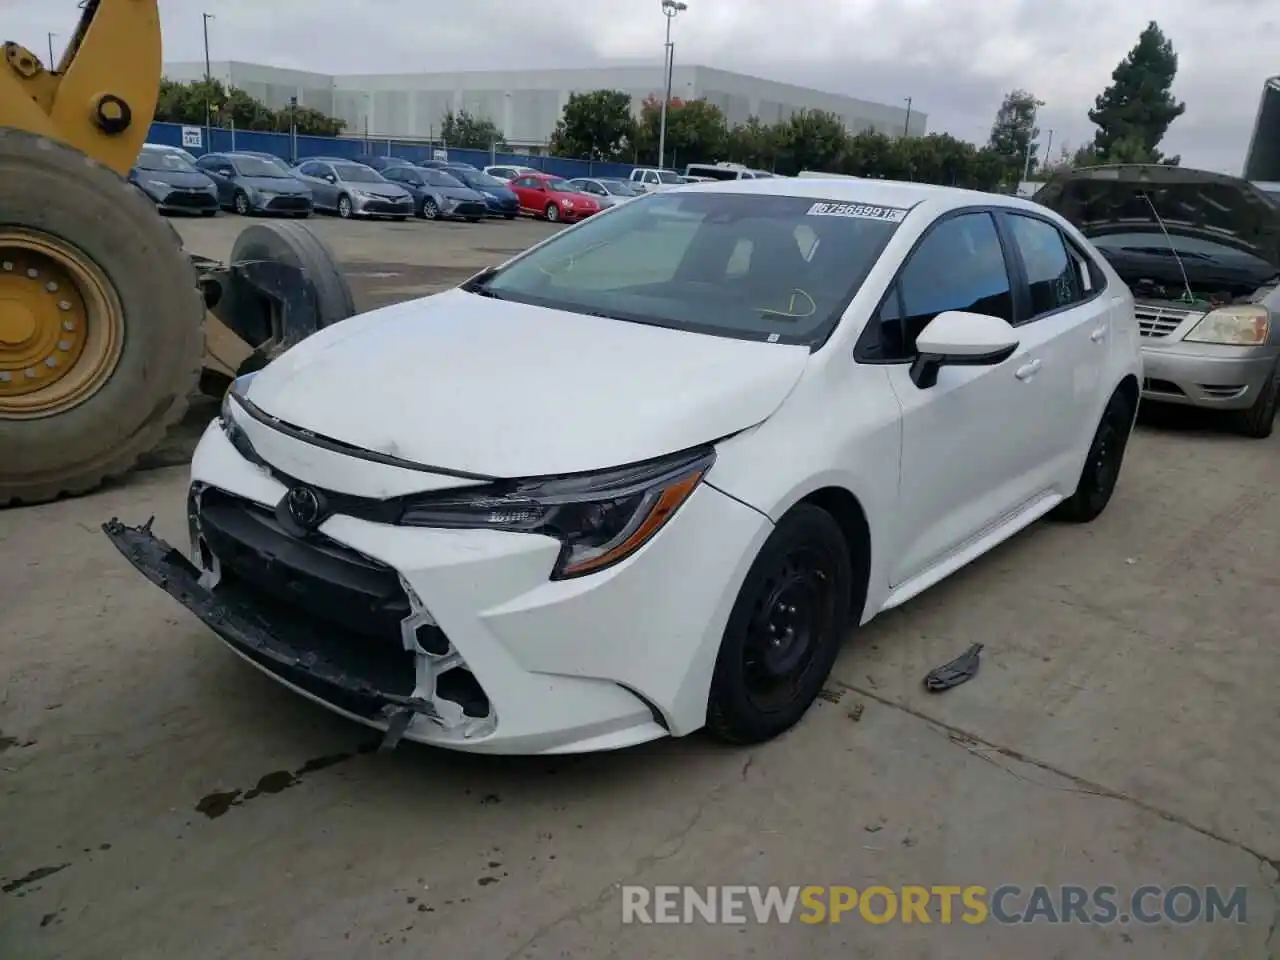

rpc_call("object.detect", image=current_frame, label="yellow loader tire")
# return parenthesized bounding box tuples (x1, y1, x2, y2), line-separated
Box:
(0, 129, 205, 507)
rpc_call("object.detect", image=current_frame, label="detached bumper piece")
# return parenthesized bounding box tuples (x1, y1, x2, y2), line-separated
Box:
(102, 515, 488, 751)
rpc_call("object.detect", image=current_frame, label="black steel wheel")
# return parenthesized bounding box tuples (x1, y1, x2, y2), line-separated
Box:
(707, 504, 852, 744)
(1232, 362, 1280, 438)
(1053, 388, 1134, 523)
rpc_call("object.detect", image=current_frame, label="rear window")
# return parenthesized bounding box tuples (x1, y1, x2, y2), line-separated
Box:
(475, 192, 908, 346)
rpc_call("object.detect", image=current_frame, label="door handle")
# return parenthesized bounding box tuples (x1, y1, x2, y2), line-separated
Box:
(1014, 359, 1042, 381)
(1090, 327, 1107, 343)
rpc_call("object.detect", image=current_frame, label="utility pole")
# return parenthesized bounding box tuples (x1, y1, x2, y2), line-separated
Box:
(1041, 128, 1054, 171)
(46, 33, 56, 71)
(903, 97, 912, 138)
(289, 96, 298, 164)
(657, 0, 687, 171)
(202, 13, 215, 151)
(1020, 103, 1039, 185)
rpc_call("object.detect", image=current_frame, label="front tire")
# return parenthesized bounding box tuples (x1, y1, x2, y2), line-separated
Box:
(420, 198, 439, 220)
(1053, 388, 1134, 523)
(544, 202, 561, 222)
(706, 504, 852, 745)
(337, 194, 352, 219)
(233, 191, 251, 216)
(1232, 362, 1279, 438)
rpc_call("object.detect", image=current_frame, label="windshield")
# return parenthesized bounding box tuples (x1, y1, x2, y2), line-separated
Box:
(473, 192, 904, 345)
(687, 167, 740, 181)
(544, 179, 574, 192)
(231, 156, 290, 178)
(137, 150, 197, 173)
(424, 170, 464, 187)
(332, 164, 385, 182)
(254, 155, 291, 172)
(466, 172, 506, 189)
(653, 170, 681, 184)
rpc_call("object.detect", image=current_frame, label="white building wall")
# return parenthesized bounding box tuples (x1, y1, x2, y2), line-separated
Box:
(162, 61, 927, 147)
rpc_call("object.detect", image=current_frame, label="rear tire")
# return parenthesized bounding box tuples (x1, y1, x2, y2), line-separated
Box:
(1232, 363, 1279, 438)
(0, 129, 204, 506)
(504, 213, 516, 220)
(706, 504, 852, 745)
(1052, 388, 1135, 523)
(201, 209, 218, 218)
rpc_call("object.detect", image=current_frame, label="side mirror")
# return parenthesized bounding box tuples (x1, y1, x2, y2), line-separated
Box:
(909, 311, 1019, 389)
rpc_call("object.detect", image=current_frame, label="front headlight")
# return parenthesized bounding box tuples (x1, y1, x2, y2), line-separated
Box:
(1184, 304, 1270, 346)
(400, 448, 715, 579)
(146, 179, 171, 191)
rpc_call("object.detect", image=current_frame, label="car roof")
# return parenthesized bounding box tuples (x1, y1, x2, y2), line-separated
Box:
(676, 176, 1049, 214)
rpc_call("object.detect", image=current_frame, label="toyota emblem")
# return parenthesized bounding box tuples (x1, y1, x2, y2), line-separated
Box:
(285, 485, 323, 529)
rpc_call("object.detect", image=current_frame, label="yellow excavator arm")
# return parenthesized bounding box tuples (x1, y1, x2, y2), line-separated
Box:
(1, 0, 160, 177)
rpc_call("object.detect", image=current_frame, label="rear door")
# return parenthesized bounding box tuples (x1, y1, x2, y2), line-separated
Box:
(997, 211, 1110, 491)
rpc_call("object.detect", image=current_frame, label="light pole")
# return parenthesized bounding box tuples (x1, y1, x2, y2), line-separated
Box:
(902, 97, 912, 138)
(202, 12, 215, 151)
(657, 0, 687, 171)
(46, 33, 56, 70)
(1041, 128, 1054, 173)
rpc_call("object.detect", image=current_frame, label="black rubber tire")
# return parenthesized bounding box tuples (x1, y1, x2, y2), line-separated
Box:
(467, 217, 482, 224)
(201, 209, 218, 218)
(544, 203, 560, 222)
(209, 220, 356, 374)
(420, 198, 439, 220)
(392, 216, 407, 223)
(504, 213, 516, 220)
(1232, 363, 1280, 438)
(233, 191, 251, 216)
(706, 504, 853, 745)
(337, 195, 353, 219)
(0, 128, 204, 507)
(1052, 388, 1135, 524)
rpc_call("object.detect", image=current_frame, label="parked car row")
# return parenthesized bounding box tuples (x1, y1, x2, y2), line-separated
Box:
(131, 144, 664, 225)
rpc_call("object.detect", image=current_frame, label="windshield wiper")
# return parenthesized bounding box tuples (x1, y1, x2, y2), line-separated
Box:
(1118, 245, 1213, 261)
(459, 266, 504, 297)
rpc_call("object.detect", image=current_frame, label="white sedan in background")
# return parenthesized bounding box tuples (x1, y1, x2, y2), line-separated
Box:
(105, 178, 1142, 755)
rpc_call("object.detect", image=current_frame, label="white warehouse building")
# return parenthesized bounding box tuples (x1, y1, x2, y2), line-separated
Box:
(162, 61, 926, 150)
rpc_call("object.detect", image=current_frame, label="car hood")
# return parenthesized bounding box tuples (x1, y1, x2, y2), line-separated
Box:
(243, 288, 811, 477)
(437, 185, 485, 202)
(135, 169, 214, 189)
(1033, 164, 1280, 268)
(240, 175, 310, 194)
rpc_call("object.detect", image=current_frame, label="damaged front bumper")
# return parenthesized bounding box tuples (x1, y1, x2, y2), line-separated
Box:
(102, 517, 445, 751)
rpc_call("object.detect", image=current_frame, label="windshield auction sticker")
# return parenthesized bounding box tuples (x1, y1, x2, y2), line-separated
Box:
(806, 201, 908, 222)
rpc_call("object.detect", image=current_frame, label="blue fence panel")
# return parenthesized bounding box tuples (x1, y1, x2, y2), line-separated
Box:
(147, 121, 641, 180)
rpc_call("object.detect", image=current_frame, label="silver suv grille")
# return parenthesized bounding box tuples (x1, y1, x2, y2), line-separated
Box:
(1134, 304, 1202, 339)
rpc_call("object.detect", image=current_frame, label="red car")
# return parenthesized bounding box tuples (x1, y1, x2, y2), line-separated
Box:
(508, 173, 601, 223)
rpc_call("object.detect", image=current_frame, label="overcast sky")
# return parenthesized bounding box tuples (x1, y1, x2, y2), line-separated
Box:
(15, 0, 1274, 172)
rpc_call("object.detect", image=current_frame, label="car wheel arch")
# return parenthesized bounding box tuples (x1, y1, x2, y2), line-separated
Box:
(790, 486, 872, 628)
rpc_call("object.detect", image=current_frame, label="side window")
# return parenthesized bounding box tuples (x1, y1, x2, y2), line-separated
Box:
(890, 212, 1013, 358)
(644, 171, 659, 184)
(1006, 214, 1084, 318)
(513, 177, 532, 188)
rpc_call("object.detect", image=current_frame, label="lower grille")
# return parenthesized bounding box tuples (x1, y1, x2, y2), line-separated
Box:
(454, 201, 486, 217)
(265, 196, 311, 212)
(1135, 304, 1201, 339)
(1144, 377, 1185, 396)
(363, 199, 411, 214)
(165, 191, 217, 210)
(196, 488, 409, 642)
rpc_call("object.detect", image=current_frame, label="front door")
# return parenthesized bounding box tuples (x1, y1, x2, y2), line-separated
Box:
(884, 210, 1063, 587)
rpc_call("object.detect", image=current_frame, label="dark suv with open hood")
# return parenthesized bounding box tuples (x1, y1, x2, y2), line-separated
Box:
(1036, 165, 1280, 437)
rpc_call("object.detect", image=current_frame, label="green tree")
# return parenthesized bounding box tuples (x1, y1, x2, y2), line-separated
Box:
(154, 77, 344, 135)
(634, 96, 728, 167)
(770, 109, 847, 176)
(987, 89, 1044, 181)
(1089, 21, 1185, 164)
(549, 90, 636, 161)
(724, 116, 777, 170)
(441, 109, 506, 150)
(839, 130, 899, 177)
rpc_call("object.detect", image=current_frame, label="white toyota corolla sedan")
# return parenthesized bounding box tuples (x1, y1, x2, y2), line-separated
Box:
(105, 177, 1142, 755)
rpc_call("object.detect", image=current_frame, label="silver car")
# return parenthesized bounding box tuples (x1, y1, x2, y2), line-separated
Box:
(1037, 164, 1280, 437)
(565, 177, 644, 208)
(293, 159, 414, 220)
